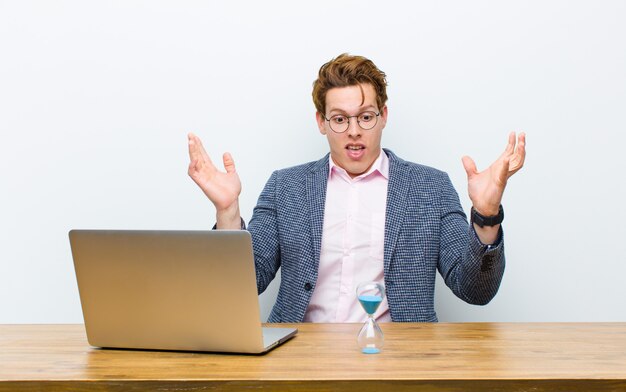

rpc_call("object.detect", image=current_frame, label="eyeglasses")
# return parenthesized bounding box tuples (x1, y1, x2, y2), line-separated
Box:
(323, 111, 380, 133)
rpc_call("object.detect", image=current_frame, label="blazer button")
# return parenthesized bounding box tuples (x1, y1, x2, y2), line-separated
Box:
(304, 282, 312, 291)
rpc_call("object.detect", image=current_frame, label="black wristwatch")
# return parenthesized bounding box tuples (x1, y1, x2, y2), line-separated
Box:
(471, 205, 504, 227)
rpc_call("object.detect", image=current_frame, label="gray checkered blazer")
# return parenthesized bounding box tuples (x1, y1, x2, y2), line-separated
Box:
(248, 149, 505, 322)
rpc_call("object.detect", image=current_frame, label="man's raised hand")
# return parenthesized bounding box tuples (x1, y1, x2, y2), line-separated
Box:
(187, 132, 242, 228)
(462, 132, 526, 216)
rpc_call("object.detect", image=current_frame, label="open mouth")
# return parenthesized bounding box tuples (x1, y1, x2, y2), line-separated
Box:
(346, 144, 366, 159)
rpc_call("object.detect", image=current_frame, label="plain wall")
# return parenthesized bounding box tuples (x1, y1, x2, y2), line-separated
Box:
(1, 0, 625, 323)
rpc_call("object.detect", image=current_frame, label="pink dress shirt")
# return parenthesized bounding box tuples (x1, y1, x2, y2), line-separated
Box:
(303, 150, 392, 322)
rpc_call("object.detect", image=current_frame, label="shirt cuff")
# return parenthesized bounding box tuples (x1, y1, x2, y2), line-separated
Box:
(470, 223, 504, 251)
(212, 217, 246, 230)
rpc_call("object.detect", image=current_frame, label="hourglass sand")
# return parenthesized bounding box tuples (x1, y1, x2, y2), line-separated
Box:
(356, 281, 385, 354)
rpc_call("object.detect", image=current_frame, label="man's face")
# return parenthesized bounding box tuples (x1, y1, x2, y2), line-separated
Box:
(316, 83, 388, 178)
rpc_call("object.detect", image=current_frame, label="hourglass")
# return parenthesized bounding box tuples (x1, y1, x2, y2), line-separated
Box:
(356, 281, 385, 354)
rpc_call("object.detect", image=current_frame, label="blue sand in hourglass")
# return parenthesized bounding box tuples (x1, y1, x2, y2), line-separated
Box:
(358, 295, 383, 315)
(362, 347, 380, 354)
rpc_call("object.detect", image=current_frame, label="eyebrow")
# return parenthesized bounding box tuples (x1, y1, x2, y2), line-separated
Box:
(327, 105, 377, 115)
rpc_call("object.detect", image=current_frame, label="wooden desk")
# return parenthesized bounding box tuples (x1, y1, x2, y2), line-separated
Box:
(1, 323, 625, 391)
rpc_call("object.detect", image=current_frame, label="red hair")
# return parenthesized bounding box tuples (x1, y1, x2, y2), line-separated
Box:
(312, 53, 388, 114)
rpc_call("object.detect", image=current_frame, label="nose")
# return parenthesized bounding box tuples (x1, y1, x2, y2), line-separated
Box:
(346, 118, 361, 138)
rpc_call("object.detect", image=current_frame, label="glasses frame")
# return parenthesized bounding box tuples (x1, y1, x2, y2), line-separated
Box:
(323, 111, 381, 133)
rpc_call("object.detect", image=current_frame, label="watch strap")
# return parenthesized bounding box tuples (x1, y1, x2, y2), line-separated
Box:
(471, 205, 504, 227)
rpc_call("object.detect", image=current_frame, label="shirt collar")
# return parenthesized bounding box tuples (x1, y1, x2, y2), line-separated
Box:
(328, 149, 389, 181)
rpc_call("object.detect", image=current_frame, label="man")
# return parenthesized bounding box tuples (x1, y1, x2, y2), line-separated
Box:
(187, 54, 526, 322)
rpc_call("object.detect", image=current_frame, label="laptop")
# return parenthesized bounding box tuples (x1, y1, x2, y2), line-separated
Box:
(69, 229, 297, 354)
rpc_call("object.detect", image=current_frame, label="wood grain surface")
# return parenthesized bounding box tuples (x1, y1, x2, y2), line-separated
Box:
(1, 323, 625, 391)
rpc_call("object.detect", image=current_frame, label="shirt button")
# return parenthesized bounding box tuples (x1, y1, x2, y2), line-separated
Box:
(304, 282, 312, 291)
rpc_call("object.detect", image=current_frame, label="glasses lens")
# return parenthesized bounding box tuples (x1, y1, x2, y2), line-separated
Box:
(358, 111, 378, 130)
(329, 115, 349, 133)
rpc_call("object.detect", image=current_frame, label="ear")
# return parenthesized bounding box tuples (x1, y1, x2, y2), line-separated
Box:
(379, 105, 388, 128)
(316, 111, 327, 135)
(379, 105, 387, 130)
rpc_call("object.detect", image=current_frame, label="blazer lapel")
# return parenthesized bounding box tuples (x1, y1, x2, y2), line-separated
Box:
(384, 149, 410, 274)
(306, 155, 330, 271)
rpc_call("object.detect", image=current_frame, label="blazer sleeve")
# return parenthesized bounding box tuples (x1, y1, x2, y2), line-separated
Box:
(437, 173, 505, 305)
(247, 171, 282, 294)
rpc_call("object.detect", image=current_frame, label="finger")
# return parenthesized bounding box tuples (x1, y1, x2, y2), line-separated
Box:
(188, 133, 199, 161)
(223, 152, 237, 173)
(194, 134, 213, 163)
(503, 131, 516, 156)
(499, 156, 511, 183)
(461, 156, 478, 179)
(188, 133, 216, 170)
(516, 132, 526, 161)
(511, 132, 526, 172)
(188, 133, 205, 162)
(188, 158, 202, 176)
